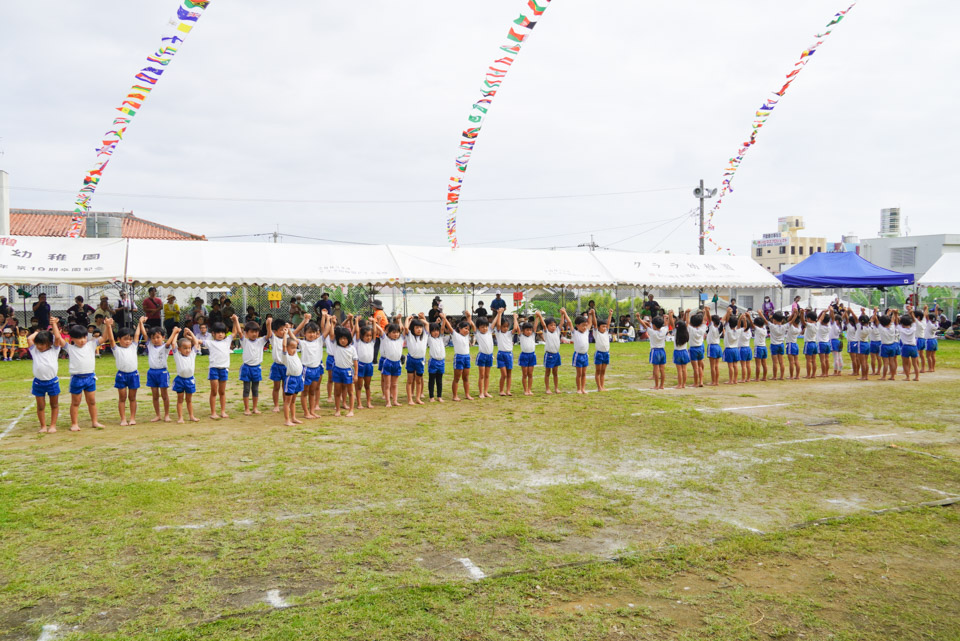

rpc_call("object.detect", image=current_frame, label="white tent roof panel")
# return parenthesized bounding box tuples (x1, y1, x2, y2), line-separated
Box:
(593, 252, 782, 289)
(917, 253, 960, 287)
(0, 236, 127, 285)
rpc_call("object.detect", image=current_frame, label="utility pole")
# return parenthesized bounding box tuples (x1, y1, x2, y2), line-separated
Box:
(579, 234, 600, 251)
(272, 225, 279, 244)
(698, 179, 705, 256)
(693, 180, 717, 256)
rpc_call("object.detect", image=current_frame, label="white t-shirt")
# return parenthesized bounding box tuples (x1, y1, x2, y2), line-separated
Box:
(828, 322, 841, 340)
(207, 336, 232, 369)
(769, 323, 785, 345)
(899, 323, 917, 346)
(112, 343, 139, 373)
(406, 332, 428, 359)
(331, 342, 358, 369)
(519, 333, 536, 354)
(802, 323, 817, 344)
(146, 342, 170, 370)
(592, 328, 611, 352)
(786, 324, 801, 344)
(689, 325, 706, 348)
(816, 323, 830, 343)
(30, 345, 60, 381)
(869, 324, 881, 342)
(724, 327, 740, 350)
(325, 336, 337, 358)
(174, 350, 197, 378)
(879, 325, 898, 345)
(300, 337, 323, 368)
(738, 327, 752, 348)
(754, 325, 767, 344)
(271, 335, 286, 365)
(65, 341, 98, 376)
(915, 320, 926, 340)
(572, 329, 590, 354)
(282, 349, 304, 377)
(242, 336, 268, 366)
(648, 326, 668, 349)
(543, 328, 561, 354)
(706, 324, 721, 346)
(925, 319, 939, 339)
(476, 330, 494, 355)
(356, 338, 375, 364)
(380, 335, 404, 361)
(451, 331, 471, 356)
(495, 330, 513, 353)
(427, 335, 446, 361)
(859, 325, 871, 342)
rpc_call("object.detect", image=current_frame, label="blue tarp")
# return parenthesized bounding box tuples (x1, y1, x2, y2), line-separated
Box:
(776, 252, 914, 288)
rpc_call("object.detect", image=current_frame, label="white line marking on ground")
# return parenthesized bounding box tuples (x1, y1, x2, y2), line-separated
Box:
(457, 558, 486, 580)
(37, 624, 60, 641)
(720, 518, 764, 534)
(265, 589, 291, 609)
(719, 403, 789, 411)
(0, 405, 30, 441)
(754, 432, 912, 448)
(918, 486, 953, 497)
(154, 500, 412, 531)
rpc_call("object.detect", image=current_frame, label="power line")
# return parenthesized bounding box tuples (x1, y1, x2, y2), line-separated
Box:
(460, 213, 693, 247)
(602, 208, 697, 248)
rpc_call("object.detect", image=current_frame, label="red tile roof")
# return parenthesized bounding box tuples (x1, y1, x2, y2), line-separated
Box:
(9, 209, 206, 240)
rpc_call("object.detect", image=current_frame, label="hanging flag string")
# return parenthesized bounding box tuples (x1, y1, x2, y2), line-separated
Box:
(69, 0, 212, 238)
(702, 2, 856, 253)
(445, 0, 554, 248)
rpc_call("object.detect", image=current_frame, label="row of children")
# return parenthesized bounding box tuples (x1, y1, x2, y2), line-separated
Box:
(26, 307, 618, 432)
(637, 305, 940, 390)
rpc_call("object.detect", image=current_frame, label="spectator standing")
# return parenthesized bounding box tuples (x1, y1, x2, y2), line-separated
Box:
(371, 300, 388, 363)
(115, 291, 136, 328)
(314, 292, 334, 317)
(331, 300, 346, 323)
(427, 298, 442, 323)
(95, 296, 114, 322)
(474, 301, 489, 318)
(142, 287, 163, 329)
(490, 291, 507, 315)
(0, 297, 12, 318)
(791, 296, 801, 315)
(67, 296, 95, 326)
(185, 297, 206, 326)
(221, 298, 236, 323)
(163, 294, 181, 337)
(32, 293, 51, 330)
(289, 297, 305, 327)
(729, 298, 739, 316)
(762, 296, 775, 319)
(642, 293, 660, 318)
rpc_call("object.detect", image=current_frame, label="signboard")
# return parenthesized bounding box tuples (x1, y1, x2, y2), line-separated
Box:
(0, 236, 126, 285)
(267, 290, 282, 309)
(752, 237, 789, 248)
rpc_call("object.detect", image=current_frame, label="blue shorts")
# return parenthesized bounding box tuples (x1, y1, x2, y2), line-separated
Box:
(428, 358, 446, 374)
(378, 356, 384, 372)
(70, 373, 97, 395)
(739, 347, 753, 362)
(496, 351, 514, 370)
(304, 365, 324, 385)
(787, 343, 799, 356)
(901, 345, 919, 358)
(283, 373, 304, 395)
(818, 342, 831, 354)
(880, 343, 898, 358)
(32, 377, 61, 398)
(708, 344, 722, 360)
(406, 356, 425, 376)
(476, 352, 493, 368)
(723, 347, 739, 363)
(208, 367, 228, 381)
(804, 342, 818, 356)
(332, 366, 354, 385)
(673, 349, 690, 365)
(269, 362, 287, 382)
(327, 355, 336, 371)
(594, 351, 610, 365)
(573, 352, 590, 368)
(848, 341, 859, 354)
(172, 376, 196, 394)
(831, 339, 842, 353)
(689, 345, 705, 362)
(771, 344, 785, 356)
(649, 347, 667, 365)
(381, 358, 402, 377)
(147, 368, 169, 388)
(240, 363, 263, 382)
(870, 341, 881, 354)
(358, 361, 374, 378)
(755, 346, 768, 360)
(926, 339, 938, 352)
(518, 352, 537, 368)
(544, 352, 561, 369)
(454, 354, 471, 370)
(917, 338, 926, 351)
(114, 370, 141, 390)
(893, 343, 902, 356)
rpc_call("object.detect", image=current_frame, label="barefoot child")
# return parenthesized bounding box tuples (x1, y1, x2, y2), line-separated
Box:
(924, 308, 939, 372)
(146, 324, 177, 422)
(280, 333, 305, 426)
(353, 319, 376, 409)
(737, 313, 753, 383)
(330, 325, 358, 417)
(590, 308, 612, 392)
(671, 310, 690, 389)
(404, 314, 428, 405)
(61, 323, 106, 431)
(721, 310, 740, 385)
(876, 308, 899, 381)
(206, 320, 233, 420)
(474, 314, 494, 399)
(173, 329, 200, 423)
(688, 312, 707, 388)
(451, 313, 475, 401)
(235, 315, 268, 416)
(539, 310, 567, 394)
(492, 308, 516, 397)
(829, 313, 844, 376)
(817, 311, 832, 378)
(768, 312, 786, 381)
(706, 314, 722, 386)
(753, 316, 768, 382)
(298, 314, 324, 418)
(267, 318, 289, 413)
(898, 310, 920, 381)
(375, 319, 403, 407)
(28, 321, 61, 433)
(637, 313, 668, 390)
(104, 318, 142, 426)
(325, 317, 339, 404)
(518, 314, 539, 396)
(427, 314, 451, 402)
(571, 313, 591, 394)
(801, 311, 820, 379)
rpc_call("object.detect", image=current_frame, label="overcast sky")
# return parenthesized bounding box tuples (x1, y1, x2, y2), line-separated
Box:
(2, 1, 958, 255)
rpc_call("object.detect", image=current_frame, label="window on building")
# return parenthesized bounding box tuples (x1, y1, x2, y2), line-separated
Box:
(799, 247, 804, 255)
(779, 247, 786, 255)
(791, 246, 796, 255)
(33, 285, 59, 297)
(756, 248, 763, 257)
(891, 247, 917, 268)
(817, 246, 823, 252)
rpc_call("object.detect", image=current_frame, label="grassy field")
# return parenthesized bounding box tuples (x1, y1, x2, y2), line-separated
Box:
(1, 340, 959, 640)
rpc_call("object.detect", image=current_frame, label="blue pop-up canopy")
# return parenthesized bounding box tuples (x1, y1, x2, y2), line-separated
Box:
(776, 252, 914, 288)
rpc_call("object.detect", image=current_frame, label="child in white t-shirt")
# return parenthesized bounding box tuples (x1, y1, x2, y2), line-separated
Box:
(590, 309, 612, 392)
(474, 314, 495, 399)
(636, 312, 668, 390)
(329, 326, 358, 417)
(266, 318, 290, 413)
(373, 316, 404, 407)
(404, 314, 429, 405)
(235, 315, 268, 416)
(298, 314, 324, 419)
(206, 319, 234, 420)
(104, 317, 143, 427)
(492, 308, 517, 397)
(571, 311, 591, 394)
(451, 312, 475, 401)
(353, 318, 376, 409)
(172, 328, 200, 423)
(61, 321, 105, 431)
(518, 315, 539, 396)
(28, 320, 62, 433)
(427, 314, 451, 402)
(537, 310, 567, 394)
(145, 323, 178, 423)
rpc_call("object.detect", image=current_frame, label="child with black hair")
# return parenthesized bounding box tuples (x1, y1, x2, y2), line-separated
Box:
(329, 324, 358, 417)
(867, 313, 882, 376)
(737, 313, 753, 383)
(28, 319, 61, 433)
(636, 312, 668, 390)
(451, 312, 475, 401)
(671, 310, 690, 389)
(706, 314, 722, 386)
(518, 314, 539, 396)
(914, 309, 927, 374)
(173, 328, 200, 423)
(325, 316, 339, 403)
(590, 308, 613, 392)
(267, 317, 290, 413)
(375, 318, 404, 407)
(843, 310, 861, 378)
(493, 308, 517, 397)
(856, 312, 872, 380)
(427, 314, 452, 402)
(235, 315, 268, 416)
(540, 310, 568, 394)
(768, 311, 787, 381)
(207, 318, 234, 420)
(104, 317, 142, 426)
(875, 308, 899, 381)
(280, 332, 305, 426)
(61, 322, 105, 431)
(404, 314, 428, 405)
(688, 312, 706, 388)
(353, 317, 376, 409)
(753, 316, 768, 382)
(298, 313, 324, 419)
(898, 310, 920, 381)
(828, 312, 843, 376)
(721, 309, 740, 385)
(924, 308, 939, 372)
(475, 314, 495, 399)
(146, 323, 178, 423)
(815, 311, 832, 378)
(571, 312, 592, 394)
(786, 311, 802, 380)
(801, 311, 821, 379)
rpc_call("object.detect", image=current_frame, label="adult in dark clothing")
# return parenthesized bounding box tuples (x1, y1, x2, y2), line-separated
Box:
(490, 292, 507, 314)
(427, 298, 442, 323)
(642, 294, 660, 318)
(67, 296, 95, 327)
(0, 297, 12, 318)
(142, 287, 163, 328)
(371, 300, 387, 363)
(32, 293, 51, 329)
(314, 292, 334, 316)
(115, 291, 136, 328)
(474, 301, 489, 318)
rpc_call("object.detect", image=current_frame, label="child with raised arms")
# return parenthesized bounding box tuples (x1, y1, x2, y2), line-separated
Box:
(785, 312, 802, 380)
(829, 312, 843, 376)
(376, 317, 404, 407)
(721, 309, 740, 385)
(517, 314, 539, 396)
(843, 310, 860, 378)
(493, 308, 517, 397)
(914, 309, 927, 373)
(540, 310, 568, 394)
(636, 313, 668, 390)
(207, 319, 234, 420)
(752, 316, 768, 382)
(687, 312, 706, 388)
(706, 313, 722, 387)
(61, 322, 105, 431)
(427, 314, 452, 402)
(28, 319, 61, 433)
(801, 311, 820, 379)
(104, 317, 142, 426)
(815, 311, 832, 378)
(474, 313, 495, 399)
(279, 332, 305, 426)
(451, 311, 475, 401)
(670, 310, 690, 390)
(268, 318, 290, 413)
(768, 312, 787, 381)
(898, 309, 920, 382)
(297, 313, 324, 419)
(875, 308, 899, 381)
(329, 325, 358, 417)
(867, 314, 882, 376)
(145, 323, 177, 423)
(856, 312, 871, 380)
(737, 313, 753, 383)
(590, 308, 613, 392)
(923, 307, 939, 372)
(172, 328, 200, 423)
(234, 315, 268, 416)
(404, 314, 428, 405)
(353, 317, 376, 409)
(325, 317, 339, 404)
(570, 312, 592, 394)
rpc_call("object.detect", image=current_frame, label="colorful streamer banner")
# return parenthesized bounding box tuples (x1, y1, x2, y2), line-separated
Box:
(445, 0, 553, 248)
(68, 0, 212, 238)
(702, 2, 856, 253)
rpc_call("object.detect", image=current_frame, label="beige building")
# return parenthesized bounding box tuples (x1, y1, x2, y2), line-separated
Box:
(751, 217, 826, 274)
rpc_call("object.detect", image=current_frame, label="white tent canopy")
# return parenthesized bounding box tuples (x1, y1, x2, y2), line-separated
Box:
(918, 253, 960, 287)
(1, 236, 783, 290)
